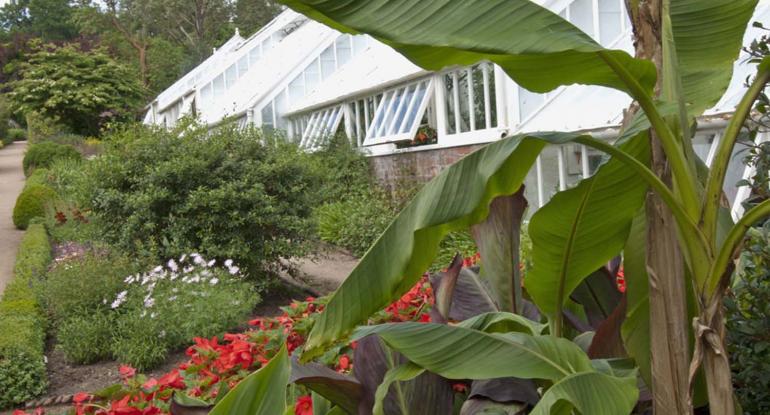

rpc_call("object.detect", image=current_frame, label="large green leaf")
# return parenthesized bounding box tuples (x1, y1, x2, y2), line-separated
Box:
(302, 132, 586, 357)
(525, 131, 650, 320)
(354, 323, 593, 381)
(278, 0, 656, 96)
(209, 344, 290, 415)
(668, 0, 758, 118)
(529, 372, 639, 415)
(620, 211, 651, 387)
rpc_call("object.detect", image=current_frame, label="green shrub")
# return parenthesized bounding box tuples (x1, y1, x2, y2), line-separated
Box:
(0, 95, 10, 145)
(8, 128, 27, 142)
(43, 252, 139, 324)
(727, 224, 770, 414)
(315, 189, 397, 257)
(57, 312, 114, 364)
(110, 314, 169, 371)
(0, 225, 50, 408)
(89, 123, 317, 276)
(25, 111, 66, 144)
(22, 141, 81, 176)
(12, 183, 58, 230)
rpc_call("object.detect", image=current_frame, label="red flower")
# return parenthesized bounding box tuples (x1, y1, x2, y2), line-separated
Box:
(119, 365, 136, 380)
(294, 396, 313, 415)
(336, 355, 351, 372)
(158, 370, 186, 390)
(73, 392, 91, 403)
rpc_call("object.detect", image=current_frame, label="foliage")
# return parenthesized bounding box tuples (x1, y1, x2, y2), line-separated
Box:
(88, 123, 317, 276)
(726, 224, 770, 414)
(22, 141, 81, 176)
(12, 182, 58, 229)
(25, 111, 67, 144)
(7, 128, 26, 142)
(233, 0, 282, 37)
(57, 312, 114, 364)
(307, 134, 374, 206)
(42, 252, 139, 324)
(0, 0, 78, 41)
(6, 43, 144, 136)
(0, 224, 50, 409)
(0, 95, 10, 145)
(315, 189, 396, 257)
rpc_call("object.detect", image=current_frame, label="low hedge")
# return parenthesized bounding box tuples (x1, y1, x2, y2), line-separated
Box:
(12, 183, 58, 230)
(0, 224, 51, 409)
(22, 142, 81, 177)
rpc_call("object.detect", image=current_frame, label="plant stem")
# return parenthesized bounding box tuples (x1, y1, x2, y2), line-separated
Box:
(701, 64, 770, 246)
(598, 50, 701, 218)
(705, 198, 770, 296)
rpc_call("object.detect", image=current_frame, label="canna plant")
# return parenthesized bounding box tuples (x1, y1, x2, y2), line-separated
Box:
(210, 0, 770, 413)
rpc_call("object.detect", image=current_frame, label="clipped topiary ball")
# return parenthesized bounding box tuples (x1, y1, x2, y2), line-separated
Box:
(22, 142, 80, 177)
(12, 184, 58, 230)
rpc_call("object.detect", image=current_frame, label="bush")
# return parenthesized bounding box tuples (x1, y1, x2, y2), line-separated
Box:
(0, 225, 50, 408)
(315, 189, 396, 257)
(0, 95, 10, 145)
(110, 315, 169, 371)
(22, 141, 81, 176)
(43, 252, 139, 324)
(12, 183, 58, 230)
(727, 224, 770, 414)
(89, 123, 317, 276)
(25, 111, 66, 144)
(8, 128, 26, 142)
(57, 312, 114, 364)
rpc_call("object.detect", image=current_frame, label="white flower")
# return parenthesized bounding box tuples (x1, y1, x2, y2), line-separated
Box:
(152, 265, 163, 274)
(169, 295, 177, 301)
(201, 269, 212, 278)
(111, 290, 128, 309)
(172, 288, 179, 293)
(210, 278, 219, 285)
(207, 259, 216, 267)
(124, 275, 134, 284)
(224, 259, 233, 267)
(150, 312, 157, 319)
(193, 255, 205, 265)
(167, 259, 178, 272)
(183, 266, 194, 274)
(179, 254, 187, 262)
(228, 266, 240, 275)
(144, 297, 155, 308)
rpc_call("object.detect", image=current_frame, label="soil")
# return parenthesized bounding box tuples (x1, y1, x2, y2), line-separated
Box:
(0, 141, 27, 295)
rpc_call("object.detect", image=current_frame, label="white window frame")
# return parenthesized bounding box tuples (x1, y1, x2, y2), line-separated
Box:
(299, 105, 344, 149)
(362, 78, 435, 146)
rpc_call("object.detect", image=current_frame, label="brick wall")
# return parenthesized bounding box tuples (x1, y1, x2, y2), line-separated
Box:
(369, 144, 484, 188)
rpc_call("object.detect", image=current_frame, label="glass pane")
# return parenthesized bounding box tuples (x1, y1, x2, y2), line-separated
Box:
(200, 83, 212, 102)
(472, 65, 486, 130)
(724, 138, 752, 205)
(402, 82, 427, 133)
(353, 35, 368, 54)
(320, 46, 336, 79)
(692, 134, 715, 163)
(539, 146, 561, 205)
(274, 93, 288, 130)
(523, 168, 539, 216)
(249, 46, 261, 67)
(369, 91, 393, 138)
(488, 64, 498, 128)
(237, 55, 249, 78)
(392, 84, 416, 134)
(225, 64, 237, 88)
(213, 75, 225, 97)
(288, 75, 305, 103)
(444, 74, 457, 135)
(379, 88, 404, 136)
(457, 70, 471, 133)
(598, 0, 622, 45)
(335, 35, 353, 66)
(569, 0, 595, 38)
(261, 104, 274, 129)
(518, 86, 545, 121)
(262, 36, 274, 52)
(304, 59, 320, 92)
(563, 146, 583, 189)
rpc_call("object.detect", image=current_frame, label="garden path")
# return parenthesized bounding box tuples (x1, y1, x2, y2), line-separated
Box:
(0, 141, 27, 294)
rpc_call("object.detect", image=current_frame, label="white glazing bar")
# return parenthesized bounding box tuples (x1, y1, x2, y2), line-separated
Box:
(364, 99, 370, 133)
(558, 146, 567, 191)
(536, 155, 544, 208)
(300, 112, 318, 147)
(376, 90, 400, 137)
(397, 82, 423, 133)
(365, 91, 389, 140)
(706, 132, 722, 167)
(581, 144, 590, 178)
(354, 101, 362, 143)
(434, 73, 448, 141)
(387, 84, 413, 135)
(592, 0, 601, 42)
(452, 72, 461, 134)
(467, 68, 476, 131)
(271, 100, 277, 127)
(482, 63, 492, 129)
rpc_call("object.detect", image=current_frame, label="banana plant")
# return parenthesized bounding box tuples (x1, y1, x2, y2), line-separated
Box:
(242, 0, 763, 412)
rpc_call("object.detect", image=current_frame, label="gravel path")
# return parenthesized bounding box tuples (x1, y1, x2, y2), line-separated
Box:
(0, 141, 27, 295)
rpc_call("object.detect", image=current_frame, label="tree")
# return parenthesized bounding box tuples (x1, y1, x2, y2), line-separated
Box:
(233, 0, 282, 37)
(155, 0, 234, 65)
(0, 0, 78, 41)
(209, 0, 768, 414)
(6, 43, 144, 136)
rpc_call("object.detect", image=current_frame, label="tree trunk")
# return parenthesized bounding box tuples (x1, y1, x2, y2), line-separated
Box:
(138, 45, 149, 88)
(628, 1, 693, 413)
(695, 290, 735, 414)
